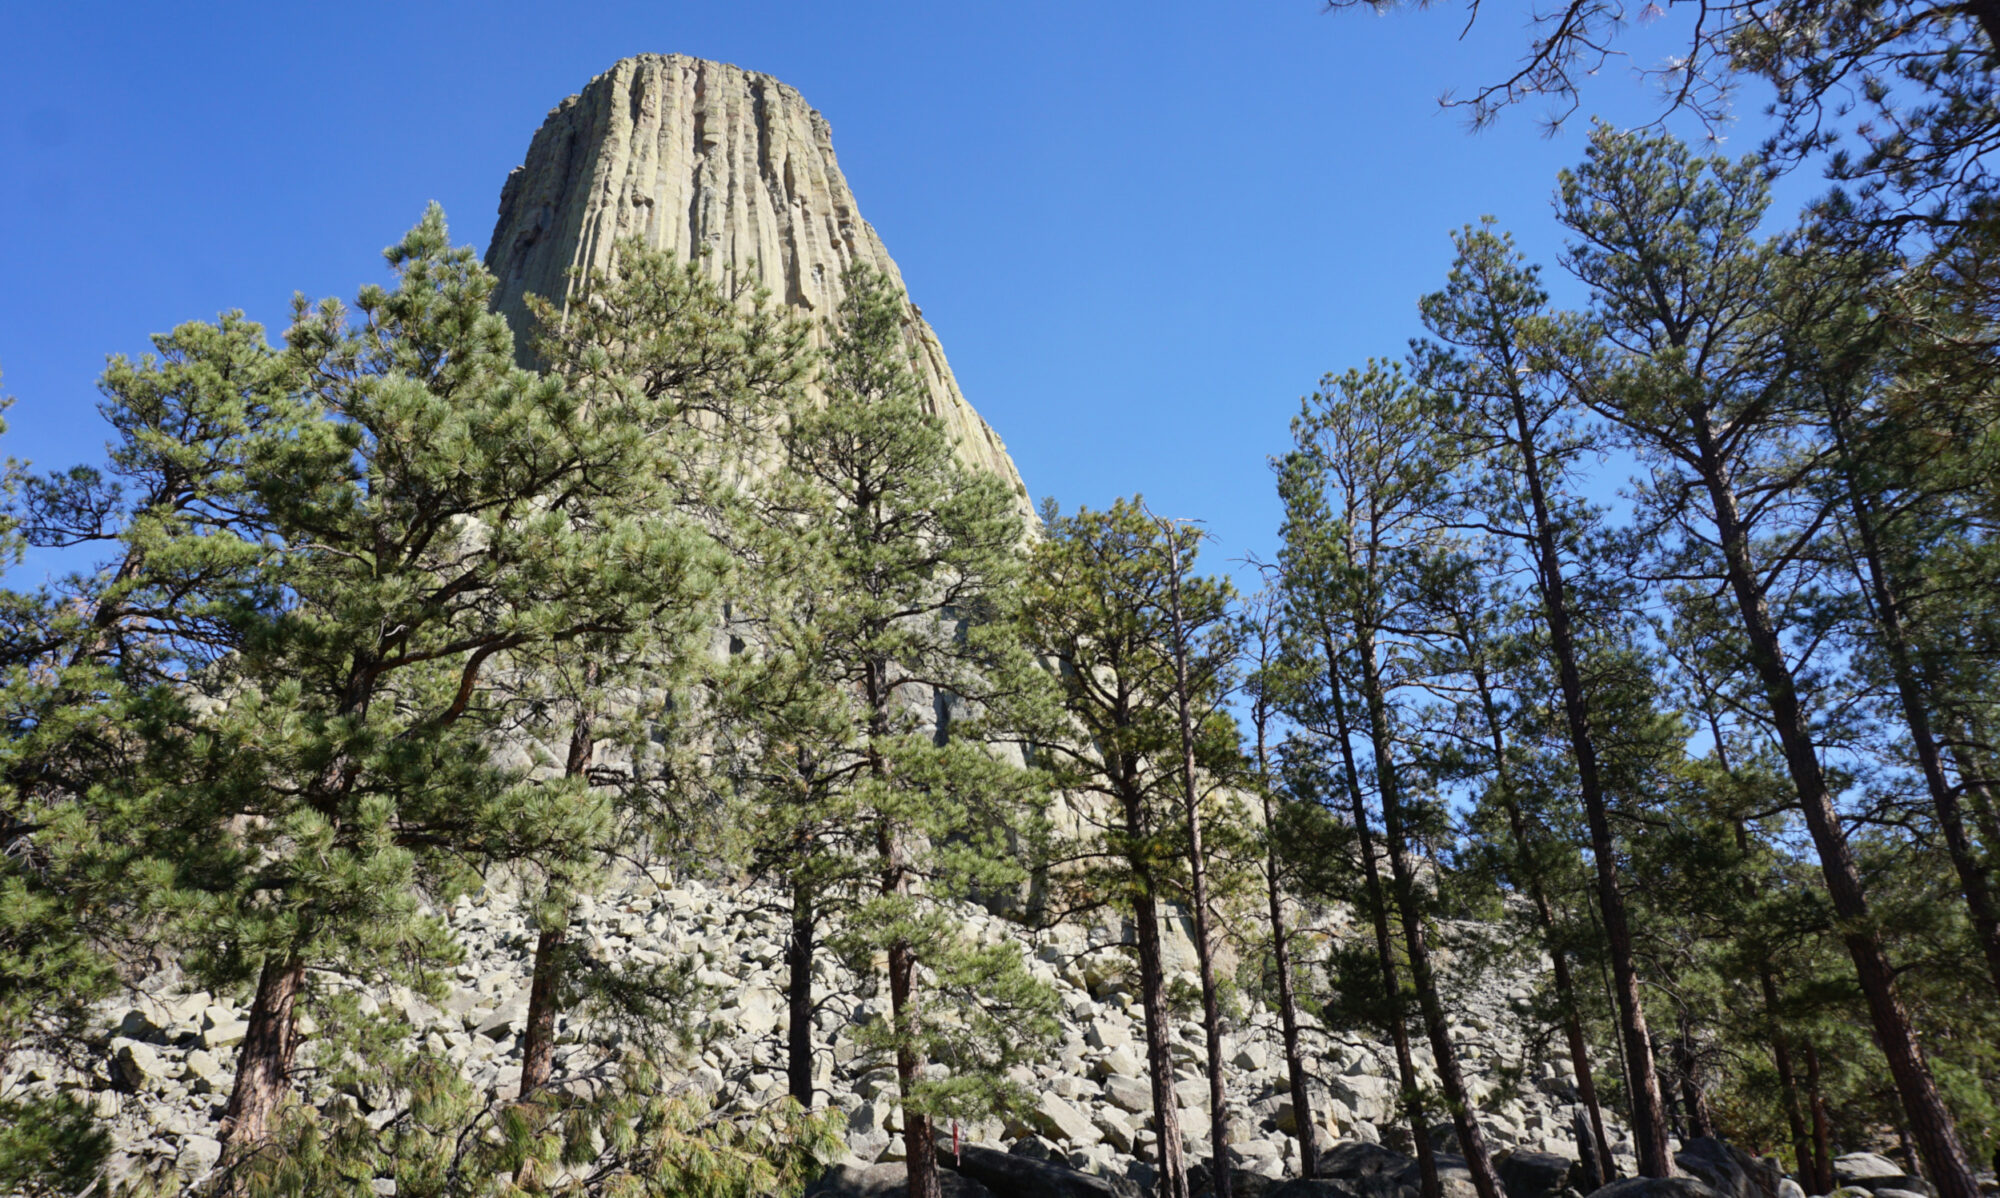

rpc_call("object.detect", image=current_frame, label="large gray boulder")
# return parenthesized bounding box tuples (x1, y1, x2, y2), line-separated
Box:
(1736, 1146, 1783, 1198)
(1319, 1142, 1416, 1182)
(1832, 1153, 1928, 1197)
(1397, 1152, 1479, 1198)
(1585, 1178, 1725, 1198)
(1677, 1137, 1754, 1198)
(805, 1162, 996, 1198)
(1270, 1183, 1366, 1198)
(1191, 1161, 1282, 1198)
(1501, 1150, 1579, 1198)
(941, 1143, 1141, 1198)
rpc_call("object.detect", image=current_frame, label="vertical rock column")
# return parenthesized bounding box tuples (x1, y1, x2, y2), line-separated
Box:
(484, 52, 1028, 494)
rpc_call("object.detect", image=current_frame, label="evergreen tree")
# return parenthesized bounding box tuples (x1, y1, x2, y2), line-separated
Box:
(1788, 245, 2000, 1001)
(1414, 551, 1619, 1187)
(58, 209, 733, 1189)
(1272, 452, 1441, 1198)
(1240, 585, 1322, 1177)
(1148, 502, 1244, 1198)
(761, 264, 1058, 1198)
(1279, 363, 1503, 1198)
(504, 237, 813, 1105)
(1411, 220, 1675, 1177)
(1014, 496, 1242, 1198)
(1555, 125, 1979, 1197)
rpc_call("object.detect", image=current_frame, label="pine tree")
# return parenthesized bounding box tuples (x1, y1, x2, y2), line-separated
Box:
(1414, 552, 1620, 1187)
(1147, 503, 1243, 1198)
(1015, 496, 1245, 1198)
(1411, 220, 1674, 1177)
(1272, 463, 1440, 1197)
(1785, 242, 2000, 1001)
(0, 318, 302, 1191)
(759, 264, 1058, 1198)
(1279, 364, 1503, 1198)
(1241, 586, 1322, 1177)
(65, 208, 733, 1188)
(1556, 125, 1979, 1197)
(504, 237, 813, 1105)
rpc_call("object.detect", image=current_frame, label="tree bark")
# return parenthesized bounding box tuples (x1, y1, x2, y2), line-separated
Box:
(787, 881, 818, 1109)
(1672, 1016, 1710, 1141)
(1354, 627, 1503, 1198)
(889, 934, 937, 1198)
(882, 817, 940, 1198)
(1575, 1108, 1605, 1194)
(518, 665, 598, 1102)
(1968, 0, 2000, 54)
(1158, 519, 1231, 1198)
(218, 954, 306, 1190)
(1503, 381, 1673, 1179)
(1468, 654, 1615, 1185)
(1327, 644, 1439, 1198)
(1253, 711, 1319, 1176)
(1131, 795, 1192, 1198)
(1692, 421, 1978, 1198)
(854, 646, 940, 1198)
(520, 925, 565, 1097)
(1764, 986, 1815, 1187)
(1804, 1042, 1835, 1196)
(1713, 737, 1817, 1184)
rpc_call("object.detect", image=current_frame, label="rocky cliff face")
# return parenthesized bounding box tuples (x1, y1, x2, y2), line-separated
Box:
(485, 53, 1027, 497)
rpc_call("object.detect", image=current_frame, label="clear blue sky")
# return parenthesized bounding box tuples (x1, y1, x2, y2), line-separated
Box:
(1, 1, 1788, 586)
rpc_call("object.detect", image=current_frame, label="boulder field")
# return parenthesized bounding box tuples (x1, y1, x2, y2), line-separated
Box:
(10, 864, 1657, 1190)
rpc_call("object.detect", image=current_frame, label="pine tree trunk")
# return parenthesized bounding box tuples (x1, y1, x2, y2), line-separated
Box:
(890, 933, 938, 1198)
(1327, 644, 1438, 1198)
(520, 925, 565, 1097)
(1355, 629, 1502, 1198)
(1249, 645, 1319, 1177)
(1553, 952, 1617, 1181)
(219, 954, 305, 1188)
(1257, 772, 1319, 1176)
(1575, 1108, 1605, 1194)
(1968, 0, 2000, 52)
(1188, 814, 1230, 1198)
(1661, 1053, 1685, 1141)
(1830, 412, 2000, 999)
(1470, 657, 1614, 1184)
(1673, 1017, 1710, 1140)
(517, 669, 598, 1104)
(1692, 427, 1978, 1198)
(1504, 386, 1673, 1179)
(1159, 524, 1230, 1198)
(1763, 982, 1814, 1187)
(882, 819, 940, 1198)
(1745, 823, 1814, 1182)
(1804, 1041, 1835, 1196)
(1720, 749, 1815, 1185)
(1130, 784, 1192, 1198)
(787, 882, 818, 1109)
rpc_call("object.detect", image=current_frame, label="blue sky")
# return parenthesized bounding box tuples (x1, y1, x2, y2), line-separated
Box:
(1, 1, 1794, 587)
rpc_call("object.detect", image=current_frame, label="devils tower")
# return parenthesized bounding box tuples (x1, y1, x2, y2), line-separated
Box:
(484, 53, 1027, 495)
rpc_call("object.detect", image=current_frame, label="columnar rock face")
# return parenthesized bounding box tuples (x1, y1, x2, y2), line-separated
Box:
(485, 53, 1027, 496)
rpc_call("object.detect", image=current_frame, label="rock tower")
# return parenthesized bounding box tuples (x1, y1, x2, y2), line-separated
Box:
(485, 53, 1026, 495)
